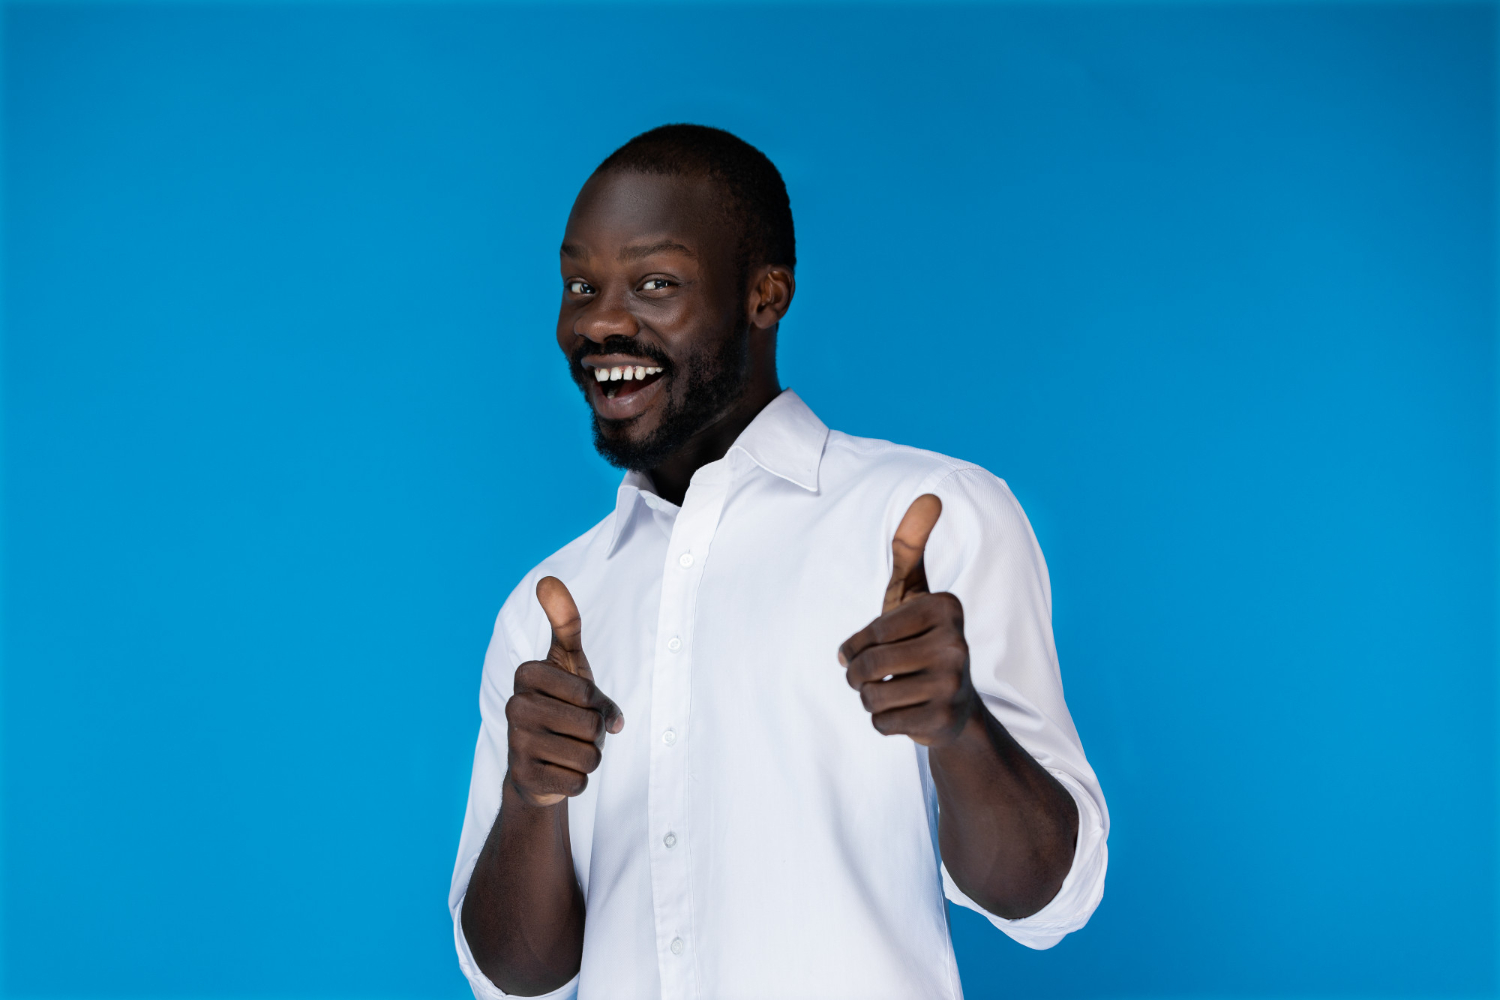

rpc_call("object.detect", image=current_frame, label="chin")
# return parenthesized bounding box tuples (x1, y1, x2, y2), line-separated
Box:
(591, 417, 663, 472)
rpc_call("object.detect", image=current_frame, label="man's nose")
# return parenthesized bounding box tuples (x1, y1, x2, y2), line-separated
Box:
(576, 288, 638, 343)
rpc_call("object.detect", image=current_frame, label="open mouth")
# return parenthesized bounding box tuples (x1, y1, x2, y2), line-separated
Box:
(587, 362, 667, 400)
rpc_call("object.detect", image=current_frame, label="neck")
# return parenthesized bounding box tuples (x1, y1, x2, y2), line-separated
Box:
(649, 350, 780, 507)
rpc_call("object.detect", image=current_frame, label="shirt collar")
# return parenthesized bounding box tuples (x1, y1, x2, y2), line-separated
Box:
(728, 389, 828, 494)
(606, 389, 829, 556)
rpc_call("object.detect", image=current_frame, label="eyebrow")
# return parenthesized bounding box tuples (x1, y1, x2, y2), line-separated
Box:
(560, 240, 698, 264)
(620, 240, 698, 261)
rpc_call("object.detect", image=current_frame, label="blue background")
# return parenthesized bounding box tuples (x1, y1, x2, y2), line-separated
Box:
(2, 2, 1495, 996)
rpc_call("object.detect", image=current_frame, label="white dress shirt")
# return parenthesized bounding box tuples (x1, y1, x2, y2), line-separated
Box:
(450, 390, 1108, 1000)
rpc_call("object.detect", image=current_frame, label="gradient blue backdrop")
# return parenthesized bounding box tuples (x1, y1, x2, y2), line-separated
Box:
(2, 2, 1495, 996)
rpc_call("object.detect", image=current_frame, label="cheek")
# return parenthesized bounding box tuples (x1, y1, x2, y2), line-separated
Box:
(556, 309, 577, 352)
(637, 305, 694, 352)
(662, 315, 741, 377)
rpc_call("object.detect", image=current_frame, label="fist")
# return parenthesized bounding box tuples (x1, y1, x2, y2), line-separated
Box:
(838, 495, 978, 747)
(505, 576, 624, 807)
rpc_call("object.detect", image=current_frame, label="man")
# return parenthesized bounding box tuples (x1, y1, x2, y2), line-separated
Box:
(451, 125, 1107, 1000)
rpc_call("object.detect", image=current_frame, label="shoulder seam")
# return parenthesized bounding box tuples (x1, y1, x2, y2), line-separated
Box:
(916, 462, 989, 494)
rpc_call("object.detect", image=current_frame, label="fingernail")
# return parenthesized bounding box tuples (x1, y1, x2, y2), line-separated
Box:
(837, 651, 847, 667)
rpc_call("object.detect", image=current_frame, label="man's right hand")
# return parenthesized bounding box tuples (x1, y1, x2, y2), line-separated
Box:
(505, 576, 624, 808)
(465, 576, 620, 991)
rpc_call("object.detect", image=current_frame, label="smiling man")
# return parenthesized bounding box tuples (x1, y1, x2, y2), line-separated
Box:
(450, 125, 1108, 1000)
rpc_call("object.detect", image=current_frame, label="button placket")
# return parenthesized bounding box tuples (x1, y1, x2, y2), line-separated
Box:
(645, 464, 730, 1000)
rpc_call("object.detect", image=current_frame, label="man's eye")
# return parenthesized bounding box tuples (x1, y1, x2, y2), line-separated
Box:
(566, 280, 594, 295)
(640, 278, 673, 291)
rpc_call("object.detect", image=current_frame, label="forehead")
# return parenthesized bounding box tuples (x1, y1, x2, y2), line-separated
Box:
(563, 171, 731, 262)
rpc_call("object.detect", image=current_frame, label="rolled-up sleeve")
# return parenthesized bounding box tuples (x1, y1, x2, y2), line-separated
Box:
(924, 467, 1110, 948)
(448, 592, 580, 999)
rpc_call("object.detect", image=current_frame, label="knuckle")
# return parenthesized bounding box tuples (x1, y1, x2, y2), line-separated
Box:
(508, 758, 537, 788)
(938, 591, 965, 623)
(874, 653, 905, 681)
(843, 657, 867, 688)
(843, 656, 865, 684)
(512, 747, 544, 776)
(581, 744, 603, 772)
(905, 595, 932, 616)
(865, 659, 890, 684)
(562, 675, 591, 705)
(504, 693, 535, 725)
(860, 645, 890, 672)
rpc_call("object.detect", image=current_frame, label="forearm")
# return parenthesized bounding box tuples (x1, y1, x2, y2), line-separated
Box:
(929, 702, 1079, 919)
(461, 776, 585, 996)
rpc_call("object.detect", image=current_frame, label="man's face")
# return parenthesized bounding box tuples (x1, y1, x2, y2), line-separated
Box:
(557, 170, 749, 471)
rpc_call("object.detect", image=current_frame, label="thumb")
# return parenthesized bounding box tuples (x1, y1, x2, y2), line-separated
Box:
(536, 576, 585, 676)
(535, 576, 624, 734)
(882, 494, 942, 614)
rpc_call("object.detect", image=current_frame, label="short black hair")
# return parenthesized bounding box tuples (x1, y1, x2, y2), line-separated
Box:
(596, 124, 796, 281)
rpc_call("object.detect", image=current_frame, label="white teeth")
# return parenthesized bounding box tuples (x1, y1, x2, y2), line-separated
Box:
(593, 364, 661, 382)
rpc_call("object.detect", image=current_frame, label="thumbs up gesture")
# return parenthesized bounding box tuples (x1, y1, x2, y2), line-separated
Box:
(505, 576, 624, 808)
(838, 495, 979, 748)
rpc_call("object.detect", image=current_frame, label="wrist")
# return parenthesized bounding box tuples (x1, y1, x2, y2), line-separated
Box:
(930, 693, 991, 759)
(503, 770, 568, 815)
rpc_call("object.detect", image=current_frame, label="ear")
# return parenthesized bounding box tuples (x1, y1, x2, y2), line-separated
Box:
(747, 265, 796, 331)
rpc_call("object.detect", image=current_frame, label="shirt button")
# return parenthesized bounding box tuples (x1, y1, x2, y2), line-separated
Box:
(662, 729, 677, 746)
(663, 832, 677, 848)
(667, 636, 682, 653)
(670, 937, 684, 955)
(678, 552, 694, 568)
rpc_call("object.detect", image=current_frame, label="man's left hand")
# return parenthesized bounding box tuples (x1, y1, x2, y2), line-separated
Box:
(839, 494, 979, 748)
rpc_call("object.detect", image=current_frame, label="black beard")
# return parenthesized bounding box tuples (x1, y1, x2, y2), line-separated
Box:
(570, 328, 751, 472)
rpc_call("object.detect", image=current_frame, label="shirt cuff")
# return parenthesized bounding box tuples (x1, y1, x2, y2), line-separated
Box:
(451, 855, 580, 1000)
(940, 769, 1108, 950)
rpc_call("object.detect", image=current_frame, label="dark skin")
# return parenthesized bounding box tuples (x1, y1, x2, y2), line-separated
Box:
(461, 170, 1079, 995)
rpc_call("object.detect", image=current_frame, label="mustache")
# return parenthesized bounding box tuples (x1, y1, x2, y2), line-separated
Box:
(570, 336, 673, 371)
